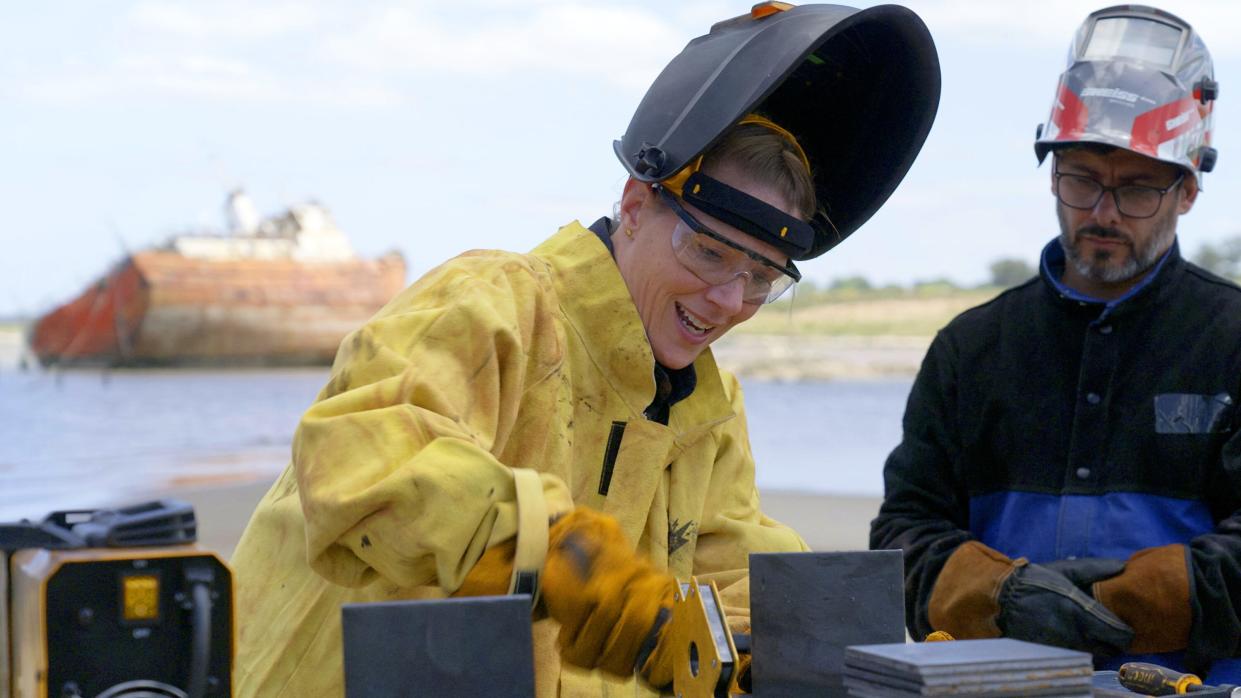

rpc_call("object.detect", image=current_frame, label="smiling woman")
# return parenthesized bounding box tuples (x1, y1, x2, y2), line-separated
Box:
(611, 123, 814, 369)
(227, 3, 940, 696)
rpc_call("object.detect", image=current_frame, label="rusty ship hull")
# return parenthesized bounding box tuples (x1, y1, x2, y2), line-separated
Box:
(30, 250, 406, 367)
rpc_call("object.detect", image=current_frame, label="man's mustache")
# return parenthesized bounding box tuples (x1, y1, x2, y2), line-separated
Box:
(1075, 225, 1130, 244)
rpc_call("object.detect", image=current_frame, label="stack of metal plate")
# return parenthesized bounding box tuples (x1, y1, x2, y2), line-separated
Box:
(843, 639, 1094, 697)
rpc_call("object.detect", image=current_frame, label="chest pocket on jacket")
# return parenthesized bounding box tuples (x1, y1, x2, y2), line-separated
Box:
(1154, 393, 1234, 434)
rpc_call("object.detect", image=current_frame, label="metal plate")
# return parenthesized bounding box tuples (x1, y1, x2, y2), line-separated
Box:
(844, 638, 1090, 678)
(342, 595, 535, 698)
(749, 550, 905, 697)
(669, 578, 736, 698)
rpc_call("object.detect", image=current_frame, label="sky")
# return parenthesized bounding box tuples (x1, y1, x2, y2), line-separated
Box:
(3, 1, 1240, 318)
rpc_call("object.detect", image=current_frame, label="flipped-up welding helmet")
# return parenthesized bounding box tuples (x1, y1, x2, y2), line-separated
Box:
(614, 2, 941, 261)
(1035, 4, 1218, 179)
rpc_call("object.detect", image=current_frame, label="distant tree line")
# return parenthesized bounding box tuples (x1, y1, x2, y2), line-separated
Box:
(804, 258, 1037, 297)
(807, 236, 1241, 298)
(1194, 237, 1241, 279)
(987, 259, 1037, 288)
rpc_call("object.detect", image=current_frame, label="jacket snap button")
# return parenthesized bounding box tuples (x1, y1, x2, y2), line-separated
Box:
(1086, 392, 1101, 405)
(1099, 325, 1113, 335)
(1076, 467, 1092, 479)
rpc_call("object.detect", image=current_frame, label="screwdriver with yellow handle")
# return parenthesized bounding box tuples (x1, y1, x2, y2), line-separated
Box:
(1118, 662, 1241, 696)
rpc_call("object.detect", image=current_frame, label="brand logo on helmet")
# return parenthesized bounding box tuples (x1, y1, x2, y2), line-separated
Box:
(1036, 7, 1216, 177)
(1165, 109, 1195, 131)
(1081, 86, 1140, 104)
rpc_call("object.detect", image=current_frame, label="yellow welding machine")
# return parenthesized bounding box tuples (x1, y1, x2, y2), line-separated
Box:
(1, 500, 232, 698)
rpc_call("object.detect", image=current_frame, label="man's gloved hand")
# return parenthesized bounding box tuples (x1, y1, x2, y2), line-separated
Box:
(929, 541, 1134, 656)
(1093, 544, 1192, 654)
(997, 556, 1133, 655)
(539, 508, 678, 684)
(1041, 557, 1131, 595)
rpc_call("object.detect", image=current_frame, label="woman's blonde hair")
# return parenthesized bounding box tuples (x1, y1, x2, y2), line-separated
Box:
(699, 121, 818, 221)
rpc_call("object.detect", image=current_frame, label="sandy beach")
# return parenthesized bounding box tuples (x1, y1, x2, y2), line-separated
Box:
(711, 333, 930, 381)
(0, 325, 25, 371)
(171, 477, 879, 560)
(0, 325, 932, 380)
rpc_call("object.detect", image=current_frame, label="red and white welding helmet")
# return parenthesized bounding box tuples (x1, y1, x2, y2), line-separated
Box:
(1034, 4, 1218, 179)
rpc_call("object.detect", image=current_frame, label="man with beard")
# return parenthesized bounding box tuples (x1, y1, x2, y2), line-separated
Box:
(1052, 146, 1189, 298)
(871, 4, 1241, 684)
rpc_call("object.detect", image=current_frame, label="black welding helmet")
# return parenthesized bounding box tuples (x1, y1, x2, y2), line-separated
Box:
(614, 2, 941, 261)
(1034, 4, 1218, 180)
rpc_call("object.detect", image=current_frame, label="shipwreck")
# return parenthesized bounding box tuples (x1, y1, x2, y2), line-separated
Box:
(29, 191, 406, 367)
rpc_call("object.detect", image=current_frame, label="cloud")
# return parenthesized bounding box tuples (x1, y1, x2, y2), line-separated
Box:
(907, 0, 1241, 55)
(128, 0, 324, 41)
(5, 1, 688, 105)
(11, 52, 399, 106)
(325, 3, 686, 90)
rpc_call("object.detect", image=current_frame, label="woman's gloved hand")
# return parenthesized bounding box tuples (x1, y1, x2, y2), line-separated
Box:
(453, 507, 680, 683)
(929, 541, 1134, 656)
(539, 508, 679, 683)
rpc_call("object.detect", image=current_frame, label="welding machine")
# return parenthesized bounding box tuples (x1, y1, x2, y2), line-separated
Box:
(1, 500, 232, 697)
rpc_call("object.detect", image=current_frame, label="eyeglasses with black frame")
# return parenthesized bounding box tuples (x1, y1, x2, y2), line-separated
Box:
(1052, 170, 1186, 219)
(657, 188, 801, 305)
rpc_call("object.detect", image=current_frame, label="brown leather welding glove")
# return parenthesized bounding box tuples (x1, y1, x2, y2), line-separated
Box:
(1093, 544, 1192, 654)
(540, 507, 678, 681)
(928, 541, 1014, 639)
(929, 541, 1133, 655)
(453, 537, 518, 598)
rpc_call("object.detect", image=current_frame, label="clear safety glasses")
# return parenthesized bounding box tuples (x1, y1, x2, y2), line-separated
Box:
(660, 190, 799, 305)
(1053, 171, 1185, 219)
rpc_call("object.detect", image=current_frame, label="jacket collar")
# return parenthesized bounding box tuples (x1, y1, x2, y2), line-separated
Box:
(1039, 237, 1183, 319)
(532, 221, 736, 433)
(585, 216, 696, 423)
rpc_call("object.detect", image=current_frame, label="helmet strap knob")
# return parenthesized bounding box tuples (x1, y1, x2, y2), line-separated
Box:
(1196, 77, 1219, 104)
(1199, 147, 1218, 173)
(634, 146, 666, 176)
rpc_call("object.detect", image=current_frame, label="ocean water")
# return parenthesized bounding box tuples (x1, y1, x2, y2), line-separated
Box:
(741, 378, 911, 495)
(0, 368, 321, 521)
(0, 366, 912, 522)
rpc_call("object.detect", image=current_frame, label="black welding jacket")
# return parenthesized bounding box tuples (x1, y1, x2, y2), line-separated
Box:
(871, 239, 1241, 682)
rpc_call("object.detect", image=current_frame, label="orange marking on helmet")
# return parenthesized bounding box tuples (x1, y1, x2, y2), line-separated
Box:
(752, 1, 795, 20)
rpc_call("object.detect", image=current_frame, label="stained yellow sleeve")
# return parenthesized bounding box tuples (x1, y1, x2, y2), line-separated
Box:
(294, 254, 574, 591)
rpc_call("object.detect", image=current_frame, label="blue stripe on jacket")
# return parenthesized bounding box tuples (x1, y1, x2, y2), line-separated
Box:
(970, 490, 1241, 684)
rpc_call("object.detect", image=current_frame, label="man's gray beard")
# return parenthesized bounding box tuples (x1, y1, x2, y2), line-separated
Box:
(1056, 204, 1178, 284)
